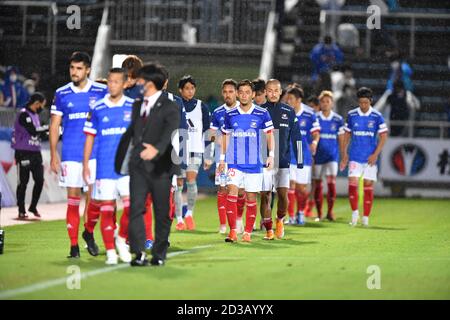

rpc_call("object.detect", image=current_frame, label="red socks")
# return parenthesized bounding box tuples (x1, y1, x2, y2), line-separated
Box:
(288, 189, 296, 218)
(348, 182, 359, 211)
(119, 198, 130, 239)
(84, 199, 100, 234)
(237, 194, 246, 219)
(67, 197, 81, 246)
(263, 217, 273, 231)
(217, 192, 227, 226)
(327, 180, 337, 215)
(364, 186, 374, 217)
(100, 202, 116, 250)
(314, 181, 323, 218)
(145, 195, 153, 241)
(226, 194, 238, 230)
(295, 189, 308, 212)
(245, 201, 257, 233)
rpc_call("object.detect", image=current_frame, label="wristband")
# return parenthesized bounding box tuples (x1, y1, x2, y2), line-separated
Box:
(220, 154, 225, 161)
(269, 151, 275, 157)
(312, 140, 318, 145)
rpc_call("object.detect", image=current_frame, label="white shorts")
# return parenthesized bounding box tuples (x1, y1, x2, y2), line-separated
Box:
(312, 161, 338, 179)
(261, 168, 290, 191)
(289, 164, 312, 185)
(226, 168, 262, 193)
(92, 176, 130, 201)
(59, 160, 96, 188)
(348, 161, 378, 181)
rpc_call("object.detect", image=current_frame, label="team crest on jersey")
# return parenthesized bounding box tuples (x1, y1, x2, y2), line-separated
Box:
(368, 121, 375, 128)
(281, 113, 288, 120)
(123, 111, 131, 121)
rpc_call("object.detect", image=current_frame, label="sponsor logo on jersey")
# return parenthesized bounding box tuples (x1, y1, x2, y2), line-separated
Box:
(68, 112, 89, 120)
(353, 131, 375, 137)
(101, 127, 127, 136)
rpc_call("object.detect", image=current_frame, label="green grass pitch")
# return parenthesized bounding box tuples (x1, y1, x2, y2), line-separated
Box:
(0, 197, 449, 299)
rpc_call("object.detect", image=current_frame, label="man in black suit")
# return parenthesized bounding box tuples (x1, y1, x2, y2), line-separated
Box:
(116, 63, 180, 266)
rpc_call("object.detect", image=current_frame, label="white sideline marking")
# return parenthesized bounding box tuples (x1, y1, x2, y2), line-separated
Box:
(0, 245, 213, 300)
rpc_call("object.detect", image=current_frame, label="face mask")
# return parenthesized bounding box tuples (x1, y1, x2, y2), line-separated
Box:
(9, 74, 17, 82)
(391, 61, 400, 69)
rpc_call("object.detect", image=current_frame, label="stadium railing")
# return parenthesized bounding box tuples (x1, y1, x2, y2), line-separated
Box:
(319, 9, 450, 58)
(0, 107, 17, 128)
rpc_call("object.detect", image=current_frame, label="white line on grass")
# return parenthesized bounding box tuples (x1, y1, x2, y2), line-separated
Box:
(0, 245, 213, 300)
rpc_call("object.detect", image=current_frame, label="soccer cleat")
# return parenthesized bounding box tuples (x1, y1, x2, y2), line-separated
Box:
(145, 239, 154, 250)
(185, 215, 195, 230)
(225, 229, 238, 243)
(219, 225, 227, 234)
(263, 229, 275, 240)
(236, 219, 244, 234)
(362, 216, 369, 227)
(242, 232, 252, 242)
(326, 213, 336, 222)
(115, 235, 132, 263)
(350, 212, 360, 226)
(275, 219, 284, 239)
(296, 212, 305, 226)
(289, 216, 296, 225)
(105, 249, 118, 265)
(175, 221, 186, 231)
(82, 229, 99, 256)
(67, 245, 80, 259)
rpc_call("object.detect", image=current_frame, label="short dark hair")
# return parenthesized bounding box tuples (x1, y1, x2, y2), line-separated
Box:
(109, 67, 127, 81)
(27, 92, 46, 106)
(237, 79, 255, 92)
(137, 63, 167, 91)
(357, 87, 373, 99)
(286, 87, 303, 99)
(222, 79, 238, 90)
(121, 55, 143, 79)
(69, 51, 91, 67)
(306, 95, 319, 106)
(178, 75, 196, 89)
(252, 78, 266, 94)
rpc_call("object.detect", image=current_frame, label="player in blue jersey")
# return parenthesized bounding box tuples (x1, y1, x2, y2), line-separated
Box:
(82, 68, 133, 265)
(260, 79, 302, 240)
(312, 91, 344, 222)
(285, 87, 321, 225)
(340, 87, 388, 227)
(218, 80, 275, 243)
(122, 55, 144, 100)
(209, 79, 246, 234)
(49, 52, 107, 258)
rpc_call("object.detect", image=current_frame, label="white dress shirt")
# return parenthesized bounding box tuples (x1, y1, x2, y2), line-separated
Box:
(140, 90, 162, 117)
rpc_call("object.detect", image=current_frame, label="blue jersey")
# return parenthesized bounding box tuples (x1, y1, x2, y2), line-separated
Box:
(314, 111, 345, 164)
(345, 107, 388, 163)
(222, 105, 274, 174)
(51, 80, 107, 162)
(83, 94, 134, 180)
(290, 107, 320, 166)
(210, 103, 237, 163)
(124, 84, 143, 100)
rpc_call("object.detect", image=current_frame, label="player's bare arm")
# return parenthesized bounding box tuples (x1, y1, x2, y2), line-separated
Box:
(49, 114, 62, 174)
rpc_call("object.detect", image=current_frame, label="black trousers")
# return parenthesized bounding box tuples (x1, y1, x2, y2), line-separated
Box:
(129, 164, 173, 261)
(15, 151, 44, 214)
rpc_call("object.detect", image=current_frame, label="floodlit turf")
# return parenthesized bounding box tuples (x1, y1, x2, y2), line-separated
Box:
(0, 197, 449, 300)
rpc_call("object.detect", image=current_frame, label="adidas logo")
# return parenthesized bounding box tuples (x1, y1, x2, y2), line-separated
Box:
(67, 102, 74, 108)
(102, 116, 109, 123)
(104, 226, 114, 231)
(67, 223, 73, 229)
(233, 122, 238, 127)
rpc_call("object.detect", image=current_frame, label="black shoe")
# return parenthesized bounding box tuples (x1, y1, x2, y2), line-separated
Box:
(130, 252, 149, 267)
(67, 245, 80, 258)
(82, 230, 99, 256)
(18, 212, 28, 220)
(150, 258, 165, 266)
(28, 207, 41, 218)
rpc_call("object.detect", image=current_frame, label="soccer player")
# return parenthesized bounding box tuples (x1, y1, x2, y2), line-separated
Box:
(210, 79, 240, 234)
(285, 87, 320, 225)
(340, 87, 388, 227)
(312, 91, 344, 221)
(252, 78, 267, 106)
(122, 55, 144, 100)
(82, 68, 133, 264)
(218, 79, 275, 243)
(260, 79, 301, 239)
(50, 51, 107, 258)
(174, 75, 211, 231)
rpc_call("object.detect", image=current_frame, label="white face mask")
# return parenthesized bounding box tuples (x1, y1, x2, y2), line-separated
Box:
(9, 74, 17, 82)
(391, 61, 400, 69)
